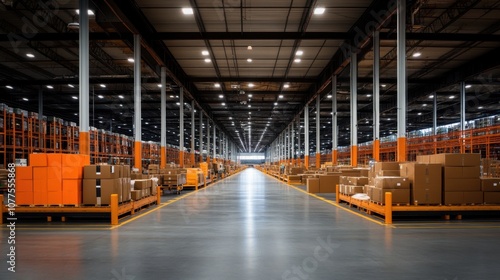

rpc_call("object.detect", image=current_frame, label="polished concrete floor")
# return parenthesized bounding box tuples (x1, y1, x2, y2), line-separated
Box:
(2, 167, 500, 279)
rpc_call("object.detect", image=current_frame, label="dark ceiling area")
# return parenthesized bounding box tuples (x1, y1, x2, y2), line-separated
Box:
(0, 0, 500, 154)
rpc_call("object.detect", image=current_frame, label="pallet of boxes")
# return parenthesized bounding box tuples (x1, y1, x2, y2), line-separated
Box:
(160, 166, 187, 194)
(185, 168, 205, 190)
(129, 169, 157, 201)
(363, 162, 412, 205)
(82, 164, 132, 206)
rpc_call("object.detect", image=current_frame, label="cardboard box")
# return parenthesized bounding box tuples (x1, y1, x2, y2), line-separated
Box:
(30, 153, 47, 166)
(400, 163, 442, 204)
(339, 176, 349, 185)
(33, 191, 48, 205)
(288, 175, 302, 183)
(82, 178, 121, 205)
(33, 167, 47, 180)
(46, 167, 62, 180)
(431, 153, 481, 167)
(319, 175, 340, 193)
(134, 179, 151, 190)
(372, 188, 410, 204)
(463, 191, 483, 204)
(62, 179, 82, 204)
(443, 178, 480, 192)
(62, 154, 90, 167)
(373, 162, 400, 173)
(151, 185, 158, 196)
(444, 192, 463, 205)
(444, 167, 480, 179)
(377, 170, 400, 176)
(142, 188, 151, 197)
(16, 191, 33, 205)
(33, 179, 47, 192)
(340, 170, 361, 176)
(347, 177, 368, 186)
(131, 173, 149, 180)
(17, 179, 33, 192)
(16, 166, 32, 180)
(416, 155, 431, 164)
(83, 165, 120, 179)
(484, 192, 500, 204)
(47, 154, 62, 167)
(481, 178, 500, 192)
(307, 178, 320, 193)
(122, 178, 131, 202)
(47, 191, 62, 205)
(412, 188, 442, 205)
(121, 165, 131, 178)
(344, 185, 364, 195)
(62, 166, 83, 179)
(131, 190, 142, 200)
(354, 168, 370, 177)
(373, 177, 410, 189)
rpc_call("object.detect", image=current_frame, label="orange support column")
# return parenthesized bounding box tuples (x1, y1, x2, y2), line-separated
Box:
(134, 141, 142, 173)
(190, 152, 195, 167)
(397, 137, 407, 162)
(332, 150, 338, 165)
(79, 131, 90, 155)
(160, 146, 166, 168)
(373, 139, 380, 161)
(179, 151, 184, 168)
(304, 155, 309, 169)
(316, 153, 321, 169)
(351, 145, 358, 167)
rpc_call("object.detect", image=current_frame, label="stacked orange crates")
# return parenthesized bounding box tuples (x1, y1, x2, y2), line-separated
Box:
(16, 153, 90, 205)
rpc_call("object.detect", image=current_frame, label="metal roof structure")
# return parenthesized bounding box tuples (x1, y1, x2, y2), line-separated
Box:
(1, 0, 500, 153)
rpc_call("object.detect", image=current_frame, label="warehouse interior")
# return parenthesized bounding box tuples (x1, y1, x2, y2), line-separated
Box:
(1, 0, 500, 279)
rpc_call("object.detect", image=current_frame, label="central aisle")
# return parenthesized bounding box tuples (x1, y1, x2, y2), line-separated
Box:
(2, 167, 499, 280)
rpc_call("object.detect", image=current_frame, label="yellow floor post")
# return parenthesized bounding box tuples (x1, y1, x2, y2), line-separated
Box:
(335, 184, 340, 204)
(157, 186, 161, 205)
(351, 145, 358, 167)
(111, 194, 118, 225)
(385, 192, 392, 224)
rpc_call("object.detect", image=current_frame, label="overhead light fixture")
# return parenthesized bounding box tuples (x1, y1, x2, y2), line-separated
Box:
(26, 53, 35, 58)
(296, 50, 303, 56)
(229, 117, 232, 120)
(22, 98, 29, 101)
(248, 105, 251, 108)
(279, 95, 284, 99)
(67, 84, 74, 88)
(76, 9, 95, 16)
(429, 95, 434, 99)
(294, 58, 301, 63)
(465, 84, 472, 89)
(176, 102, 180, 105)
(100, 84, 106, 88)
(381, 84, 387, 88)
(412, 52, 422, 58)
(248, 94, 253, 98)
(219, 95, 223, 99)
(118, 95, 124, 99)
(222, 102, 226, 106)
(284, 84, 290, 88)
(182, 8, 193, 15)
(327, 95, 332, 98)
(72, 96, 78, 100)
(449, 95, 455, 99)
(204, 58, 211, 63)
(247, 46, 252, 50)
(417, 112, 422, 116)
(46, 85, 53, 89)
(74, 113, 78, 116)
(127, 58, 134, 63)
(478, 106, 484, 109)
(248, 112, 251, 114)
(274, 102, 278, 106)
(422, 104, 427, 107)
(157, 84, 162, 88)
(119, 104, 123, 107)
(248, 83, 254, 87)
(247, 58, 252, 62)
(366, 94, 372, 97)
(314, 7, 325, 15)
(202, 50, 209, 56)
(6, 85, 13, 89)
(214, 83, 221, 88)
(97, 95, 104, 99)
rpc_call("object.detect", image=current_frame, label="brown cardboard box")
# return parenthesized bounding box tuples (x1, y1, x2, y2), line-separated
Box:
(142, 188, 151, 197)
(444, 167, 480, 179)
(412, 188, 441, 205)
(339, 176, 349, 185)
(430, 153, 481, 167)
(462, 166, 480, 178)
(373, 162, 400, 172)
(463, 191, 483, 204)
(82, 178, 121, 205)
(401, 163, 442, 205)
(416, 155, 431, 164)
(444, 192, 463, 205)
(443, 178, 480, 191)
(122, 178, 131, 202)
(307, 178, 320, 193)
(354, 168, 370, 177)
(347, 177, 368, 186)
(131, 190, 142, 200)
(288, 175, 302, 183)
(340, 170, 361, 176)
(372, 188, 410, 204)
(344, 185, 364, 195)
(319, 175, 340, 193)
(481, 178, 500, 192)
(377, 170, 400, 176)
(373, 177, 410, 189)
(484, 192, 500, 204)
(134, 179, 151, 190)
(83, 165, 120, 179)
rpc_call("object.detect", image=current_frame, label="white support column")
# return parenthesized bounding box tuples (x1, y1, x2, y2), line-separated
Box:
(79, 0, 90, 156)
(304, 104, 309, 168)
(213, 126, 216, 159)
(207, 119, 211, 160)
(350, 48, 358, 166)
(397, 0, 407, 162)
(191, 100, 195, 165)
(133, 34, 142, 170)
(298, 117, 301, 162)
(332, 75, 338, 164)
(179, 87, 185, 167)
(460, 82, 466, 131)
(199, 111, 203, 161)
(291, 121, 295, 164)
(433, 93, 437, 135)
(316, 96, 321, 167)
(373, 30, 381, 161)
(160, 67, 167, 168)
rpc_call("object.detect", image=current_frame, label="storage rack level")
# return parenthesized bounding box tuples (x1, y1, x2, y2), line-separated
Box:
(1, 188, 161, 225)
(335, 185, 500, 224)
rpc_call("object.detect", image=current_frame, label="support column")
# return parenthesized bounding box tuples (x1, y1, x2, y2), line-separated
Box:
(297, 118, 302, 165)
(460, 81, 466, 153)
(199, 111, 203, 162)
(291, 122, 295, 165)
(38, 87, 44, 141)
(316, 97, 321, 168)
(396, 0, 407, 162)
(373, 30, 381, 162)
(304, 104, 309, 169)
(79, 0, 90, 156)
(433, 93, 437, 154)
(160, 67, 167, 168)
(179, 87, 185, 167)
(190, 100, 195, 166)
(133, 34, 142, 171)
(213, 126, 216, 161)
(207, 118, 211, 164)
(350, 48, 358, 167)
(332, 75, 338, 165)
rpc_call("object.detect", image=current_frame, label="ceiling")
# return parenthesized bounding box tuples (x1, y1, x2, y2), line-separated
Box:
(1, 0, 500, 154)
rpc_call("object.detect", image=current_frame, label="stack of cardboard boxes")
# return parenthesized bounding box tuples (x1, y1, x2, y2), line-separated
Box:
(161, 168, 187, 186)
(482, 177, 500, 204)
(400, 162, 442, 205)
(16, 153, 90, 205)
(364, 162, 411, 204)
(83, 165, 131, 205)
(186, 168, 204, 186)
